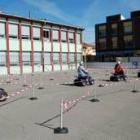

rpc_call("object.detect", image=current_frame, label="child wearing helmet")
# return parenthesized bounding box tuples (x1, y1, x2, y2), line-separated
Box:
(77, 61, 89, 78)
(114, 61, 126, 81)
(114, 61, 123, 74)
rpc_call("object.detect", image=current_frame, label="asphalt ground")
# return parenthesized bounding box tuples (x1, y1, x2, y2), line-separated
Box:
(0, 68, 140, 140)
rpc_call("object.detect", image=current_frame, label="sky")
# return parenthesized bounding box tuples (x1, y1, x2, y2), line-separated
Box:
(0, 0, 140, 43)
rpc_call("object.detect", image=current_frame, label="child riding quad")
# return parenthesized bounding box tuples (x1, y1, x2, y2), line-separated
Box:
(110, 61, 127, 82)
(74, 61, 94, 86)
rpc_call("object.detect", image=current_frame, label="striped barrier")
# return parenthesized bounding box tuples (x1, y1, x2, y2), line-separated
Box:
(0, 73, 139, 102)
(0, 83, 38, 102)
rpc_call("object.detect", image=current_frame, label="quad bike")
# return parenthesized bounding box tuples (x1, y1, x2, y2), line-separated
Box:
(74, 76, 94, 86)
(110, 73, 127, 82)
(0, 88, 8, 102)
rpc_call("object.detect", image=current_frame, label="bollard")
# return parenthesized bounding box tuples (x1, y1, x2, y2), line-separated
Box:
(126, 66, 129, 77)
(23, 74, 28, 87)
(54, 98, 68, 134)
(90, 84, 100, 102)
(98, 75, 104, 87)
(38, 77, 44, 89)
(131, 80, 139, 93)
(15, 71, 19, 80)
(29, 84, 38, 100)
(6, 74, 11, 83)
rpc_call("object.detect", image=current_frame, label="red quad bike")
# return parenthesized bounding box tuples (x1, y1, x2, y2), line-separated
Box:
(74, 76, 94, 86)
(0, 88, 8, 102)
(110, 73, 127, 82)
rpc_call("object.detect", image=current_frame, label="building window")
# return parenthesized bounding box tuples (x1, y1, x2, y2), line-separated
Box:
(123, 22, 132, 34)
(112, 37, 118, 49)
(76, 33, 81, 44)
(123, 35, 133, 48)
(43, 29, 50, 41)
(62, 53, 67, 64)
(22, 52, 31, 65)
(61, 31, 66, 43)
(99, 38, 106, 50)
(22, 25, 30, 39)
(70, 53, 75, 63)
(111, 24, 117, 35)
(98, 25, 106, 37)
(44, 52, 51, 65)
(111, 28, 117, 35)
(53, 30, 59, 42)
(99, 42, 106, 50)
(0, 52, 6, 66)
(34, 52, 41, 65)
(0, 22, 5, 38)
(77, 53, 82, 62)
(124, 26, 132, 33)
(124, 40, 133, 48)
(33, 27, 40, 40)
(99, 29, 106, 37)
(69, 32, 74, 43)
(10, 52, 19, 66)
(53, 53, 60, 64)
(9, 24, 18, 39)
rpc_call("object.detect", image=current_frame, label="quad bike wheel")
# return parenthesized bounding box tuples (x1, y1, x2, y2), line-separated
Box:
(74, 79, 79, 86)
(110, 76, 118, 81)
(80, 80, 86, 86)
(110, 76, 115, 81)
(89, 79, 94, 85)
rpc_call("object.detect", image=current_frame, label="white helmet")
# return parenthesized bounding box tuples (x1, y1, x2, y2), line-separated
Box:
(79, 61, 83, 66)
(117, 61, 121, 64)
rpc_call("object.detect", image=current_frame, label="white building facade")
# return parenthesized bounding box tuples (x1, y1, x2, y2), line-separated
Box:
(0, 13, 84, 74)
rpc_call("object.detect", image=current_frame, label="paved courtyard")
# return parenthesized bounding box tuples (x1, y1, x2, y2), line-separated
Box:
(0, 68, 140, 140)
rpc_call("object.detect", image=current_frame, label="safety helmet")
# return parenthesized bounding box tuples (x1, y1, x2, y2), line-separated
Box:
(117, 61, 121, 64)
(79, 61, 83, 66)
